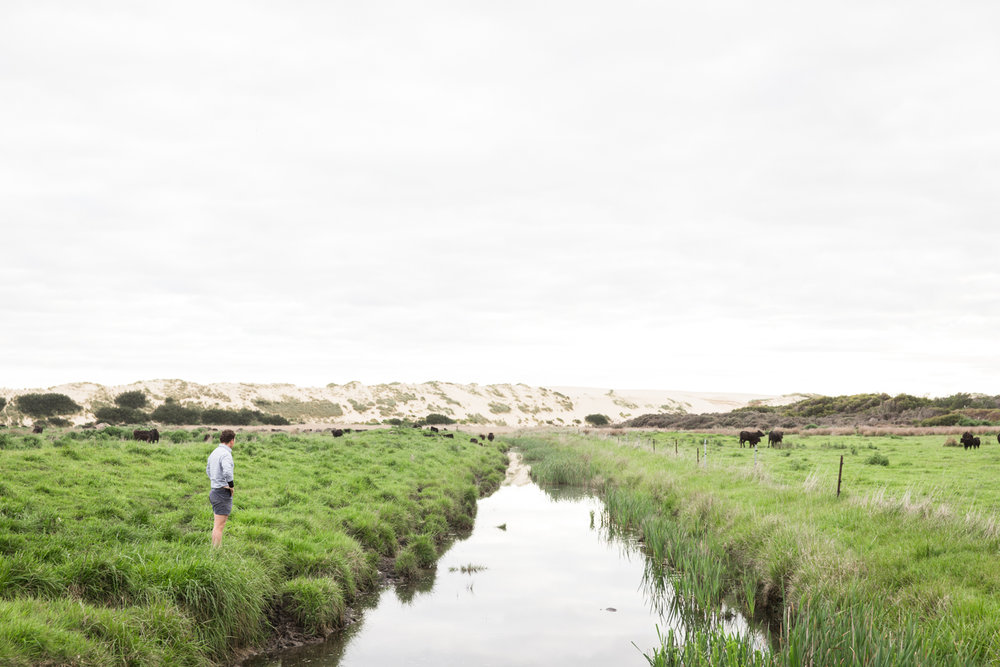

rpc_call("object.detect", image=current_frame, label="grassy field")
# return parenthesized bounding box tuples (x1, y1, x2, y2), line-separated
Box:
(0, 427, 508, 666)
(508, 429, 1000, 666)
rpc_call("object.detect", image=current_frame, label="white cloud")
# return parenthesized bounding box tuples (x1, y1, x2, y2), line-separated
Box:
(1, 1, 998, 395)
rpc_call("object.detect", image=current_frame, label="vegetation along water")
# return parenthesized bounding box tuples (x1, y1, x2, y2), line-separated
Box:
(508, 430, 1000, 666)
(0, 427, 508, 665)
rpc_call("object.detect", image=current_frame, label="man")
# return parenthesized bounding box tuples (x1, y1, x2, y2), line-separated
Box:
(206, 429, 236, 547)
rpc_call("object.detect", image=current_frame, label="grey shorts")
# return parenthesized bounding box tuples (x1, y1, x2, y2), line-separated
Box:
(209, 487, 233, 516)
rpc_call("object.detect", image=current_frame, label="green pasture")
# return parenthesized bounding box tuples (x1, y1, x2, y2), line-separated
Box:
(0, 428, 508, 666)
(510, 430, 1000, 666)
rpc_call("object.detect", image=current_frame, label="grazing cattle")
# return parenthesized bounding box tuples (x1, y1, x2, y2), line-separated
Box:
(739, 430, 765, 448)
(768, 430, 784, 447)
(487, 432, 495, 441)
(430, 426, 439, 433)
(332, 429, 344, 438)
(961, 431, 977, 450)
(32, 425, 43, 434)
(471, 438, 478, 444)
(149, 428, 159, 443)
(974, 437, 982, 449)
(133, 429, 152, 442)
(443, 433, 454, 439)
(997, 433, 1000, 446)
(479, 434, 486, 441)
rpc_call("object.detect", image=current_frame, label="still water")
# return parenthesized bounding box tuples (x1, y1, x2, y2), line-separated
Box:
(252, 454, 757, 666)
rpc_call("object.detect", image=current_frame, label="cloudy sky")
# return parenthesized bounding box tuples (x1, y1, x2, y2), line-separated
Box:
(2, 1, 998, 396)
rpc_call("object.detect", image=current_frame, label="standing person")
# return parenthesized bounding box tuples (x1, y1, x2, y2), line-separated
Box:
(206, 429, 236, 547)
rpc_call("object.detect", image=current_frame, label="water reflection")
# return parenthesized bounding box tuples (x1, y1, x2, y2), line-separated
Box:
(249, 472, 764, 666)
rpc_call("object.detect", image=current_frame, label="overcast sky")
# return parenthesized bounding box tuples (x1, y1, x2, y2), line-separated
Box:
(2, 1, 998, 396)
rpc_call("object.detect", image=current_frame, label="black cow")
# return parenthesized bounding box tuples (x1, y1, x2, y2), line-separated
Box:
(739, 430, 764, 448)
(443, 433, 454, 439)
(961, 431, 977, 450)
(430, 426, 439, 433)
(768, 430, 784, 447)
(974, 437, 981, 449)
(133, 429, 152, 442)
(332, 429, 344, 438)
(487, 432, 495, 441)
(149, 428, 160, 443)
(32, 425, 43, 434)
(471, 438, 478, 444)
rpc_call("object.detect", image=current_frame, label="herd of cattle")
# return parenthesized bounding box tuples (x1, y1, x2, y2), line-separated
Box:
(738, 430, 780, 447)
(22, 424, 1000, 453)
(133, 429, 160, 443)
(960, 431, 989, 450)
(739, 429, 998, 451)
(421, 427, 496, 445)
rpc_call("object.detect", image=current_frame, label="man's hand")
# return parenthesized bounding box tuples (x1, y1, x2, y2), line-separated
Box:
(228, 487, 235, 496)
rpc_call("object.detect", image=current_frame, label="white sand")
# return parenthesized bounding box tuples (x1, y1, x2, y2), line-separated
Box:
(0, 379, 807, 427)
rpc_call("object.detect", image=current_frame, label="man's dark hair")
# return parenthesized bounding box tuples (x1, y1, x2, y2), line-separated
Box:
(220, 429, 236, 444)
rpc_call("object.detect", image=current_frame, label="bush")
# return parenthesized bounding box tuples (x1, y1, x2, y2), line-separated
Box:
(94, 407, 150, 425)
(865, 453, 889, 466)
(920, 413, 964, 427)
(114, 391, 148, 410)
(0, 397, 6, 411)
(584, 414, 610, 427)
(424, 413, 455, 425)
(201, 408, 253, 426)
(259, 413, 290, 426)
(15, 393, 81, 418)
(151, 403, 202, 425)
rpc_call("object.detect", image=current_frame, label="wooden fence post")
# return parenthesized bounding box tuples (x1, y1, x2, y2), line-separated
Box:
(837, 455, 844, 497)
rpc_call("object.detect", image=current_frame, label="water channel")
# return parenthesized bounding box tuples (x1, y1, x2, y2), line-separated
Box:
(249, 453, 761, 666)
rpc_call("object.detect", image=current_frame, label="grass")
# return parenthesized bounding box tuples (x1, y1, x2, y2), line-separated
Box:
(509, 430, 1000, 665)
(0, 427, 507, 665)
(251, 398, 344, 419)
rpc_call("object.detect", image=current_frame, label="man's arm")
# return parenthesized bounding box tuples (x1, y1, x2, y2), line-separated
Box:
(223, 451, 235, 494)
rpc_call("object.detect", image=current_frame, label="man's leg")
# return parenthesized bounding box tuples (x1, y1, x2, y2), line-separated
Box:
(212, 513, 229, 547)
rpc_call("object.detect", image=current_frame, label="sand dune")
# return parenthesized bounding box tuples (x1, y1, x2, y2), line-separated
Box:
(0, 380, 806, 427)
